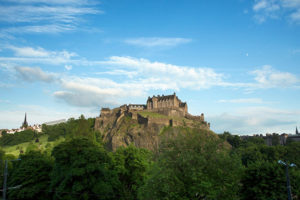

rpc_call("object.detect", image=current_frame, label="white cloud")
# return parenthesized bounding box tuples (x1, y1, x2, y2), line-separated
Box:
(253, 0, 268, 11)
(0, 0, 102, 35)
(2, 24, 76, 34)
(218, 98, 264, 104)
(290, 9, 300, 21)
(0, 4, 100, 23)
(252, 0, 300, 23)
(102, 56, 225, 89)
(1, 45, 299, 108)
(7, 45, 77, 59)
(95, 70, 138, 78)
(15, 66, 56, 83)
(4, 0, 93, 5)
(54, 78, 126, 107)
(64, 65, 72, 70)
(124, 37, 192, 47)
(8, 46, 50, 57)
(208, 106, 300, 134)
(282, 0, 300, 8)
(250, 65, 299, 88)
(0, 45, 78, 65)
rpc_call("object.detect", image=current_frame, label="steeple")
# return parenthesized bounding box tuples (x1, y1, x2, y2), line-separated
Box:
(22, 113, 28, 128)
(296, 126, 299, 135)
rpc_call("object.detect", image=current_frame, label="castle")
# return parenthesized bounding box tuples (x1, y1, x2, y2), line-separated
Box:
(95, 93, 210, 130)
(122, 92, 188, 117)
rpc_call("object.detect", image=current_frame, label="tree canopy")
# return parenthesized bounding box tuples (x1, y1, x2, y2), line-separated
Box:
(50, 138, 120, 200)
(139, 128, 242, 200)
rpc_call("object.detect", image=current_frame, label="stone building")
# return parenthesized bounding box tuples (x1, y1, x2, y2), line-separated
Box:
(146, 93, 188, 117)
(99, 93, 190, 119)
(128, 104, 146, 111)
(95, 93, 210, 131)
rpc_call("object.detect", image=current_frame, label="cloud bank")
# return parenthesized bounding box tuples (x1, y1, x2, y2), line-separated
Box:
(208, 106, 300, 134)
(15, 66, 56, 83)
(124, 37, 192, 47)
(0, 0, 101, 35)
(1, 45, 299, 109)
(253, 0, 300, 23)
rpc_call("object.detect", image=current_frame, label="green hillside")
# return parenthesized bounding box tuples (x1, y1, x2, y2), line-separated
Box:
(2, 135, 65, 157)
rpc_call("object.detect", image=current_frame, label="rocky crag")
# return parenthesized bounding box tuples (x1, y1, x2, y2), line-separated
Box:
(94, 93, 210, 151)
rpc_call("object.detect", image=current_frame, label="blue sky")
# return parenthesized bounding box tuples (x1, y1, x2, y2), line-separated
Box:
(0, 0, 299, 134)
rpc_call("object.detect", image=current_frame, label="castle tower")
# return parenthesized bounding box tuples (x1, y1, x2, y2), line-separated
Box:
(21, 113, 28, 128)
(152, 96, 158, 109)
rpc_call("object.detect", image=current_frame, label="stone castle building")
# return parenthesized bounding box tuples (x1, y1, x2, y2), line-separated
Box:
(95, 93, 210, 131)
(146, 93, 188, 117)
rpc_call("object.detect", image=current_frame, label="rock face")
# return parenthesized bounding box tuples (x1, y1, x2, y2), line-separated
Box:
(94, 94, 210, 151)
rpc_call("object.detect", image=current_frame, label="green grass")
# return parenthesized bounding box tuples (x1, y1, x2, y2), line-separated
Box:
(138, 111, 170, 119)
(2, 135, 65, 157)
(138, 111, 197, 125)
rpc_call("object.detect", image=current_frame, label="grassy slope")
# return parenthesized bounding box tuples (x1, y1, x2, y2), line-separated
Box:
(2, 135, 65, 157)
(138, 111, 168, 118)
(138, 111, 199, 125)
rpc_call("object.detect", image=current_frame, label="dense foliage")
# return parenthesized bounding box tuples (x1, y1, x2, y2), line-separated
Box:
(8, 151, 53, 200)
(113, 145, 152, 199)
(42, 115, 96, 141)
(139, 129, 242, 200)
(51, 138, 120, 200)
(220, 132, 300, 200)
(0, 124, 300, 200)
(0, 129, 37, 146)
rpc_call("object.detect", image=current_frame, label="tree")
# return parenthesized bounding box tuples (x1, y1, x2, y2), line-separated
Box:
(7, 151, 53, 200)
(0, 129, 36, 146)
(219, 131, 242, 148)
(139, 128, 242, 200)
(50, 138, 120, 200)
(113, 145, 152, 200)
(285, 142, 300, 167)
(241, 160, 287, 200)
(242, 136, 265, 148)
(43, 115, 97, 141)
(1, 130, 7, 136)
(0, 148, 5, 186)
(238, 143, 286, 167)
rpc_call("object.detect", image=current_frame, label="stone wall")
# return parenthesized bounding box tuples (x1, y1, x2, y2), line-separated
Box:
(128, 104, 146, 111)
(147, 117, 170, 126)
(185, 113, 204, 121)
(288, 135, 300, 142)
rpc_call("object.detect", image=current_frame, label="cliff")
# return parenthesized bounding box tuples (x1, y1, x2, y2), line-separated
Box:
(94, 106, 210, 151)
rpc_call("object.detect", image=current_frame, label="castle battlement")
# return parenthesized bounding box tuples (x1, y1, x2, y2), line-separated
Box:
(97, 93, 209, 129)
(100, 93, 188, 118)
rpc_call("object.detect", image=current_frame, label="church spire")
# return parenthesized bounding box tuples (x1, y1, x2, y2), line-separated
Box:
(22, 113, 28, 128)
(296, 126, 299, 135)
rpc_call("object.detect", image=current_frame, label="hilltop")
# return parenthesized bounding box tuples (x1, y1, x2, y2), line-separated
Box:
(94, 93, 211, 151)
